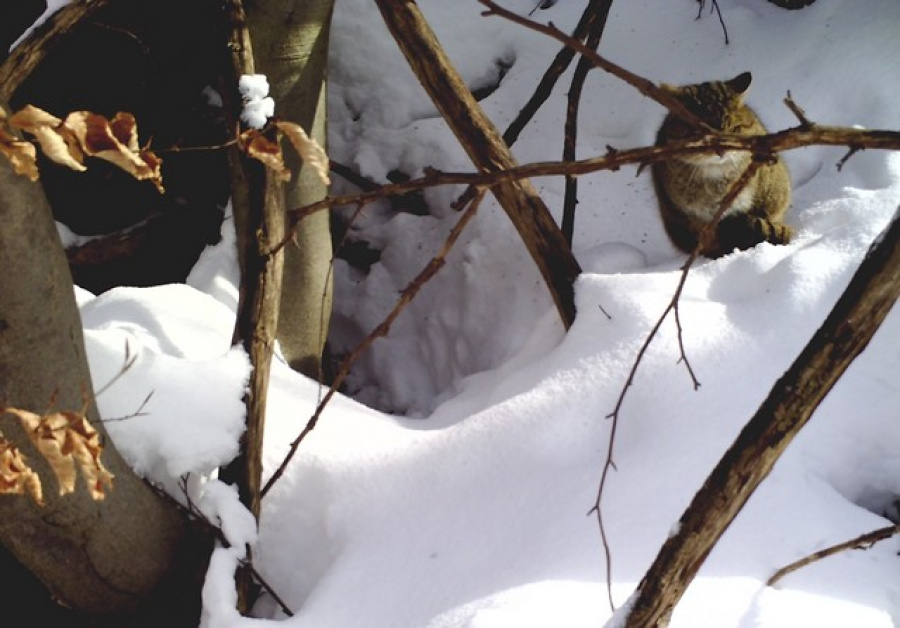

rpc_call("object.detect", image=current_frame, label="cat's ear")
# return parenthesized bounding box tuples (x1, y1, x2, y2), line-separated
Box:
(726, 72, 752, 95)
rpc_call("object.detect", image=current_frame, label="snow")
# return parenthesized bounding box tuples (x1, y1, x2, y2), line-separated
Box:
(239, 74, 275, 129)
(21, 0, 900, 626)
(8, 0, 72, 51)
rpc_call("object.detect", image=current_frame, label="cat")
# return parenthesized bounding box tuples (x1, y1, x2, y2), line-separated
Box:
(651, 71, 792, 258)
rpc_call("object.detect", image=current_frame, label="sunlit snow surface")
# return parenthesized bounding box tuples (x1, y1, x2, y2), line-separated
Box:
(68, 0, 900, 626)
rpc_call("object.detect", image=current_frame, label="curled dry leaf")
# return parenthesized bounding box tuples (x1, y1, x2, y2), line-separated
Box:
(2, 407, 114, 501)
(0, 127, 39, 181)
(9, 104, 86, 172)
(0, 434, 43, 505)
(276, 121, 331, 185)
(65, 111, 164, 193)
(241, 129, 290, 181)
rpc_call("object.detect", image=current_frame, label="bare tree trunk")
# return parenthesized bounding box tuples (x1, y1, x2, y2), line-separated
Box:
(245, 0, 336, 379)
(622, 207, 900, 627)
(0, 121, 208, 625)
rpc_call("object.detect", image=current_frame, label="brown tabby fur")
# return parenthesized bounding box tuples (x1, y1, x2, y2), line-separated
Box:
(652, 72, 792, 258)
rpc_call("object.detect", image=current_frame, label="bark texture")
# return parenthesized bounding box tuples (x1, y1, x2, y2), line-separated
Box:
(374, 0, 581, 328)
(0, 127, 205, 624)
(246, 0, 336, 378)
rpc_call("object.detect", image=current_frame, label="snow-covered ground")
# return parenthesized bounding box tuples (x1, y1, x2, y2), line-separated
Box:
(41, 0, 900, 626)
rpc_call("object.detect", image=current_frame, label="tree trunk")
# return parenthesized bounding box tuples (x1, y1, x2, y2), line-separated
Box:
(0, 120, 208, 625)
(244, 0, 336, 379)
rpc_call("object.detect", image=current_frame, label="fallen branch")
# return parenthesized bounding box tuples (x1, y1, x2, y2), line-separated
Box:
(767, 522, 900, 587)
(621, 205, 900, 626)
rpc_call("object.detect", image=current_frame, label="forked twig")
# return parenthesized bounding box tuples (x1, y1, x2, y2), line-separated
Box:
(478, 0, 711, 131)
(592, 159, 763, 610)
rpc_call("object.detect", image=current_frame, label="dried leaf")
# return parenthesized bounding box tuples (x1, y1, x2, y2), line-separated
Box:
(0, 434, 43, 505)
(3, 407, 114, 500)
(9, 104, 86, 172)
(109, 112, 139, 152)
(0, 130, 39, 181)
(241, 129, 290, 181)
(64, 111, 164, 193)
(276, 121, 331, 185)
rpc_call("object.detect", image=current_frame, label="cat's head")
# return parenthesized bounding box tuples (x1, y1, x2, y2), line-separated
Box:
(661, 72, 755, 135)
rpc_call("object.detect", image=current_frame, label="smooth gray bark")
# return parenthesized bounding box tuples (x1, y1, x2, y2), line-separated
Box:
(0, 126, 201, 622)
(246, 0, 335, 378)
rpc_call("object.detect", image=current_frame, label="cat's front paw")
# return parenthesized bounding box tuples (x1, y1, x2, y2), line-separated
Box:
(716, 214, 793, 253)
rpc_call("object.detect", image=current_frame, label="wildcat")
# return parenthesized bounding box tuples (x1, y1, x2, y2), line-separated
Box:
(651, 72, 792, 258)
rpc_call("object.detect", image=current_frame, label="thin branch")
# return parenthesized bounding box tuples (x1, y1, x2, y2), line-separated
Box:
(784, 92, 813, 128)
(767, 523, 900, 587)
(503, 0, 611, 146)
(262, 189, 486, 498)
(697, 0, 729, 45)
(162, 477, 295, 618)
(284, 124, 900, 236)
(478, 0, 711, 131)
(561, 0, 614, 247)
(593, 159, 762, 610)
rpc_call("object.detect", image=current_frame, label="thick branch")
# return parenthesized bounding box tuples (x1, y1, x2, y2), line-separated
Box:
(622, 206, 900, 627)
(0, 0, 112, 102)
(373, 0, 581, 329)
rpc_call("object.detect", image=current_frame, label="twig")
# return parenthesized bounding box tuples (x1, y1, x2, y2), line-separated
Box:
(504, 0, 610, 147)
(160, 477, 295, 617)
(478, 0, 711, 131)
(592, 159, 762, 610)
(101, 391, 154, 423)
(697, 0, 729, 45)
(836, 146, 861, 172)
(767, 523, 900, 586)
(261, 189, 486, 498)
(561, 0, 614, 247)
(784, 92, 813, 128)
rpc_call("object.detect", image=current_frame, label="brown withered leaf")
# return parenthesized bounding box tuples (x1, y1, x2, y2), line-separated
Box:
(0, 130, 39, 181)
(9, 104, 86, 172)
(275, 121, 331, 185)
(4, 407, 114, 501)
(241, 129, 290, 181)
(65, 111, 164, 193)
(0, 434, 43, 505)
